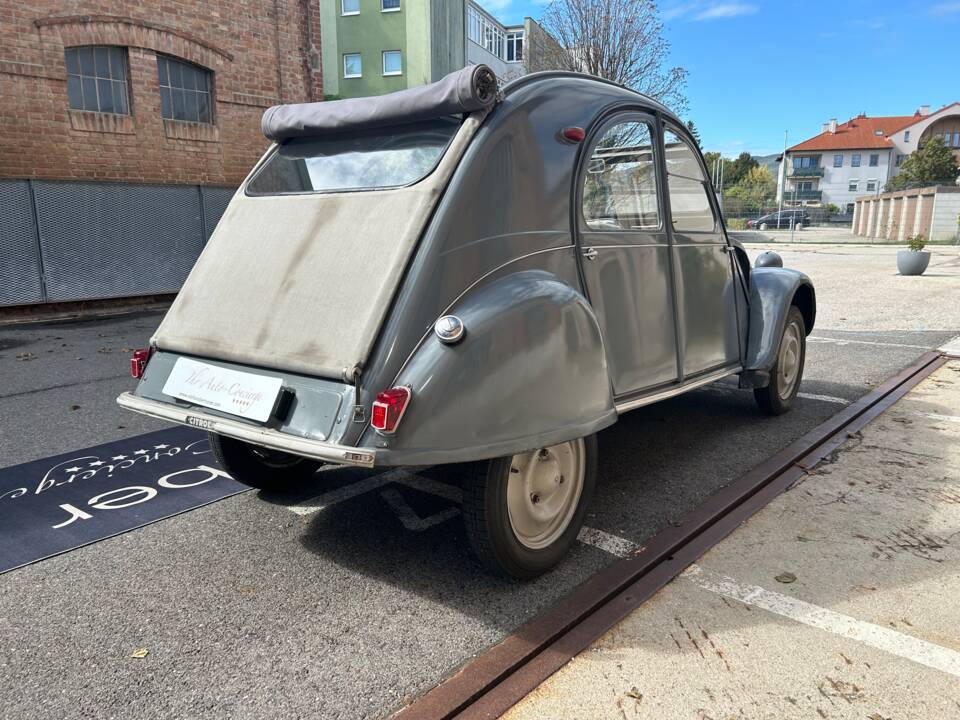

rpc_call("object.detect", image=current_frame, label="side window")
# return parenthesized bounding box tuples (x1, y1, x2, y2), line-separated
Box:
(581, 120, 660, 231)
(663, 127, 717, 233)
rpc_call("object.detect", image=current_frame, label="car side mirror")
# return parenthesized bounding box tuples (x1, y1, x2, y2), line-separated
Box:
(587, 158, 606, 174)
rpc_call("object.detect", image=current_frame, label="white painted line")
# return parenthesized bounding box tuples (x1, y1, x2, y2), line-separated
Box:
(940, 335, 960, 357)
(707, 384, 850, 406)
(398, 473, 463, 503)
(910, 410, 960, 424)
(683, 564, 960, 678)
(796, 391, 850, 405)
(577, 526, 637, 558)
(287, 468, 412, 515)
(809, 336, 932, 351)
(379, 488, 461, 531)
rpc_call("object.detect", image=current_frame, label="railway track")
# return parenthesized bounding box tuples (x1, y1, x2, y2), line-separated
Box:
(394, 350, 947, 720)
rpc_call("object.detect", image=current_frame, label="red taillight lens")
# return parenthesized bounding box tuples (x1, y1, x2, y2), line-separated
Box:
(561, 126, 586, 143)
(371, 386, 411, 434)
(130, 348, 151, 379)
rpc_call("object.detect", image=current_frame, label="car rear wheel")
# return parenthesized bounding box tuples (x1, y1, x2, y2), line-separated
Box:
(462, 436, 596, 580)
(754, 306, 806, 415)
(208, 432, 322, 490)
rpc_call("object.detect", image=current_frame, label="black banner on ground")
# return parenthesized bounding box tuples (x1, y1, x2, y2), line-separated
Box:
(0, 427, 247, 574)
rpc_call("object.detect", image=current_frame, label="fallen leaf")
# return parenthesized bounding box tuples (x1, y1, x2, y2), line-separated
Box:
(130, 647, 149, 659)
(625, 687, 643, 703)
(775, 572, 797, 584)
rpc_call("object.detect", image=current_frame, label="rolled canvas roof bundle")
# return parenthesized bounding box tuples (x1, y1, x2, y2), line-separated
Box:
(261, 64, 498, 140)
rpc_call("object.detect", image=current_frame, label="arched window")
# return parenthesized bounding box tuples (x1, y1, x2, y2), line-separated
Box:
(157, 55, 213, 124)
(65, 46, 130, 115)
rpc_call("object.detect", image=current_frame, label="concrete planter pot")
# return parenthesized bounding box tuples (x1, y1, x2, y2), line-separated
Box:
(897, 250, 931, 276)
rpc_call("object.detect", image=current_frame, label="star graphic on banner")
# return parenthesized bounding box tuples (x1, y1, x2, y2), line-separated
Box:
(133, 450, 148, 455)
(154, 444, 169, 449)
(111, 455, 127, 461)
(65, 466, 82, 473)
(89, 461, 105, 467)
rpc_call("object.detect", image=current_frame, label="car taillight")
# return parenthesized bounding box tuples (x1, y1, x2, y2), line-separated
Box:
(130, 348, 151, 379)
(371, 386, 411, 435)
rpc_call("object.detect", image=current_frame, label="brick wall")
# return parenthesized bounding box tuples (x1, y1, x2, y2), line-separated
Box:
(0, 2, 322, 186)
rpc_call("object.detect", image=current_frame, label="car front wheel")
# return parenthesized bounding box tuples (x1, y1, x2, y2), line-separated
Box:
(462, 436, 596, 580)
(208, 432, 322, 490)
(754, 306, 806, 415)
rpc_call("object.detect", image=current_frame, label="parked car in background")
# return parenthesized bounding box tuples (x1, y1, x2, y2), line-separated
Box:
(119, 66, 816, 580)
(747, 209, 810, 230)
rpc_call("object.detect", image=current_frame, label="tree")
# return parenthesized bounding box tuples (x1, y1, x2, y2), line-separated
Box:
(726, 152, 759, 187)
(685, 120, 702, 149)
(726, 165, 776, 212)
(886, 136, 959, 191)
(536, 0, 688, 114)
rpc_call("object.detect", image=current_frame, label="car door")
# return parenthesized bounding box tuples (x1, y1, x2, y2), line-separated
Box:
(661, 124, 741, 378)
(577, 114, 678, 396)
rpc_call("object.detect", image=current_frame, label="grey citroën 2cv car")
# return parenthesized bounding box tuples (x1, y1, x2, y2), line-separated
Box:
(119, 65, 815, 579)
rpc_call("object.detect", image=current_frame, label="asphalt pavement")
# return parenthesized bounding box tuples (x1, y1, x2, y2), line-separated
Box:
(0, 244, 958, 719)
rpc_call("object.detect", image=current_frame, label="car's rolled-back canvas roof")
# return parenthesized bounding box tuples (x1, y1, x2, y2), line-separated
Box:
(152, 112, 484, 381)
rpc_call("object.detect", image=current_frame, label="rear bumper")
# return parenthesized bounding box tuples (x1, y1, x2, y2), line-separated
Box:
(116, 392, 377, 468)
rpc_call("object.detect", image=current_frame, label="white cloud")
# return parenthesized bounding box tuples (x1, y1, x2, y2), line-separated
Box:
(663, 1, 759, 21)
(930, 1, 960, 13)
(694, 3, 759, 20)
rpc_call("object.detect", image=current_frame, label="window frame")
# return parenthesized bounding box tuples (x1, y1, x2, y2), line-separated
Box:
(833, 154, 843, 168)
(382, 50, 402, 76)
(868, 153, 879, 167)
(64, 45, 131, 116)
(341, 0, 360, 15)
(851, 153, 861, 168)
(904, 130, 911, 142)
(848, 180, 859, 192)
(661, 122, 719, 235)
(156, 54, 214, 124)
(343, 52, 362, 79)
(866, 180, 877, 192)
(576, 113, 664, 235)
(381, 0, 401, 11)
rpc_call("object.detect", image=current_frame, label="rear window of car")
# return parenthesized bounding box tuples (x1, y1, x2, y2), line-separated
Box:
(246, 116, 462, 195)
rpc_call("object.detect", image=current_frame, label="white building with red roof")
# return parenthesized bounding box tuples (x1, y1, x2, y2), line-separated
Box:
(778, 103, 960, 212)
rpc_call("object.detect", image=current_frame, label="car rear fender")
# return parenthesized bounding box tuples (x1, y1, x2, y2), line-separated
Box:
(361, 270, 617, 465)
(740, 267, 816, 388)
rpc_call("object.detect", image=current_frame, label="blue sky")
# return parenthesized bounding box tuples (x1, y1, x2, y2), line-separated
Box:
(484, 0, 960, 156)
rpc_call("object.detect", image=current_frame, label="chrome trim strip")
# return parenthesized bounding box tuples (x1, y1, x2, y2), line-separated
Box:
(117, 392, 377, 467)
(614, 365, 740, 414)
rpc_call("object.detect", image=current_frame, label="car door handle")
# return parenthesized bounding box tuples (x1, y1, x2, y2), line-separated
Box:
(582, 247, 598, 260)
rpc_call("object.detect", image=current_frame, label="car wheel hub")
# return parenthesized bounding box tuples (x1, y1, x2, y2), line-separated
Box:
(507, 439, 585, 550)
(778, 320, 802, 400)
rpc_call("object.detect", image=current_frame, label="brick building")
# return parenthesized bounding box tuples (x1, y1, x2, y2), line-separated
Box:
(0, 2, 322, 307)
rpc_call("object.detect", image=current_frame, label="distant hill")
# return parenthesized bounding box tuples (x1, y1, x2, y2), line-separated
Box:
(753, 153, 780, 177)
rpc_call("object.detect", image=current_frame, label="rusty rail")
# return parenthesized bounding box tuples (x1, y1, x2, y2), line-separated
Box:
(394, 351, 946, 720)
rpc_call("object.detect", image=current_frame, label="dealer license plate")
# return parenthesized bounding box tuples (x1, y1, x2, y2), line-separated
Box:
(162, 357, 283, 423)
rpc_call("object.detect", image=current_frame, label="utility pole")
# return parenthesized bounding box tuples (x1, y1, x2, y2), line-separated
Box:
(777, 129, 788, 220)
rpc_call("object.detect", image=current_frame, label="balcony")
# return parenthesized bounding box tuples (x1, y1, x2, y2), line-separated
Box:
(789, 166, 825, 177)
(783, 189, 822, 201)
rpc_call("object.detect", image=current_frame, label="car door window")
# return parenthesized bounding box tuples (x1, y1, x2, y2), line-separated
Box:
(663, 128, 716, 233)
(582, 120, 660, 231)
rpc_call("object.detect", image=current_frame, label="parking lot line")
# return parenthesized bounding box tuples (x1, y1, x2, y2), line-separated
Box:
(683, 564, 960, 678)
(576, 526, 637, 558)
(809, 336, 933, 351)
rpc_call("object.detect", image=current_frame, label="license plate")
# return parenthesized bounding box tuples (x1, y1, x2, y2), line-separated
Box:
(162, 357, 283, 423)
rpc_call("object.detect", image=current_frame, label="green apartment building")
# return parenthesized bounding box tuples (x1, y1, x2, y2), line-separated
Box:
(320, 0, 466, 99)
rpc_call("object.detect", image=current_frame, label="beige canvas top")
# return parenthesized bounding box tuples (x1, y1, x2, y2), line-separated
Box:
(152, 112, 484, 380)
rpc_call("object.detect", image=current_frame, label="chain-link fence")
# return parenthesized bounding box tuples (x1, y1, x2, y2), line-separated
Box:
(715, 193, 854, 229)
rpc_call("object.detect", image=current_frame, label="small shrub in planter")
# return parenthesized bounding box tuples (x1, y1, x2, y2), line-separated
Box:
(897, 234, 931, 276)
